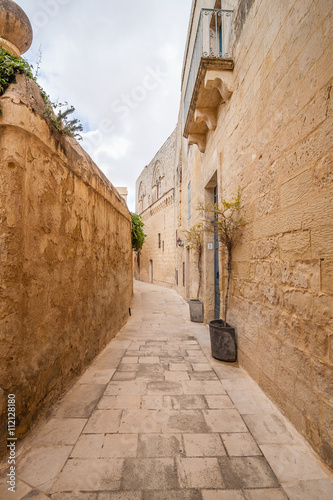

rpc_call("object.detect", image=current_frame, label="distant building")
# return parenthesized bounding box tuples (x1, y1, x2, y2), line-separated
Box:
(116, 187, 128, 204)
(136, 0, 333, 470)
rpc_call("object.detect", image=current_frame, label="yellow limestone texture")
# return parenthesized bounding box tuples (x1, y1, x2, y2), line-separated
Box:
(136, 0, 333, 469)
(0, 75, 133, 455)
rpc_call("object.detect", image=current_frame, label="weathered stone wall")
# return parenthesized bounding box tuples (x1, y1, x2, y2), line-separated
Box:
(0, 75, 133, 455)
(175, 0, 333, 469)
(134, 131, 177, 287)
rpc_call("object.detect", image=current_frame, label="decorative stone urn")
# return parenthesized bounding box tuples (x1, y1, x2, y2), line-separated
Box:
(0, 0, 33, 56)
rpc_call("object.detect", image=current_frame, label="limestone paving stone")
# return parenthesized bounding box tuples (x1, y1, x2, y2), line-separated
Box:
(0, 477, 35, 500)
(141, 395, 166, 409)
(243, 488, 288, 499)
(282, 478, 333, 500)
(119, 409, 163, 433)
(101, 434, 138, 457)
(164, 395, 208, 410)
(83, 410, 122, 434)
(30, 418, 87, 446)
(121, 458, 179, 490)
(165, 371, 190, 381)
(78, 368, 116, 385)
(16, 445, 72, 493)
(203, 410, 248, 433)
(205, 395, 234, 409)
(217, 456, 280, 489)
(21, 490, 51, 499)
(201, 491, 246, 500)
(139, 357, 160, 364)
(259, 444, 327, 482)
(117, 363, 139, 372)
(183, 433, 226, 457)
(125, 350, 142, 356)
(177, 457, 225, 488)
(169, 363, 189, 371)
(52, 458, 124, 492)
(243, 414, 298, 445)
(54, 400, 97, 418)
(54, 493, 143, 500)
(137, 434, 184, 457)
(94, 350, 126, 370)
(143, 490, 202, 500)
(98, 394, 141, 410)
(162, 410, 210, 434)
(105, 381, 147, 396)
(227, 389, 276, 414)
(190, 371, 219, 381)
(192, 363, 214, 372)
(111, 371, 137, 381)
(147, 381, 183, 395)
(221, 433, 262, 457)
(70, 434, 104, 458)
(122, 357, 139, 364)
(182, 381, 226, 395)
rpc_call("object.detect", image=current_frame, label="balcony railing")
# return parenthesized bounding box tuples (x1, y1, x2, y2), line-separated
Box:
(184, 8, 233, 137)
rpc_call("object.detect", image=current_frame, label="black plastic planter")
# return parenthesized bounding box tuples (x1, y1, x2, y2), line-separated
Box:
(209, 320, 237, 362)
(189, 299, 204, 323)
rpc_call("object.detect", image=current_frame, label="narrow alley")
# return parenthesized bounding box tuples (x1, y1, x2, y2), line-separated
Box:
(1, 281, 333, 500)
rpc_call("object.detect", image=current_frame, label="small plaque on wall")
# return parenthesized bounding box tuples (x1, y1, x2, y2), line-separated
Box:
(207, 243, 213, 250)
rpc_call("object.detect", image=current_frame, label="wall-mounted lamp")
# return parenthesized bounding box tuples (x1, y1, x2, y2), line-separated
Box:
(177, 237, 184, 247)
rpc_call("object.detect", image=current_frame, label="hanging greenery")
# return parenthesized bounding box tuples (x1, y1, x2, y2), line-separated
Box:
(131, 213, 146, 253)
(0, 47, 82, 139)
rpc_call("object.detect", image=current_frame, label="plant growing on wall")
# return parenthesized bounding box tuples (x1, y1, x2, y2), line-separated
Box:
(131, 213, 146, 252)
(199, 188, 243, 325)
(183, 222, 204, 299)
(0, 47, 82, 138)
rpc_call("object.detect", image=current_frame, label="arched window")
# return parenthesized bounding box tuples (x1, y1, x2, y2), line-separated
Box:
(138, 181, 146, 213)
(152, 161, 164, 202)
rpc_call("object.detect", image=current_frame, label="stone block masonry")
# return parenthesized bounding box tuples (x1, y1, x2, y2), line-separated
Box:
(0, 75, 133, 456)
(136, 0, 333, 471)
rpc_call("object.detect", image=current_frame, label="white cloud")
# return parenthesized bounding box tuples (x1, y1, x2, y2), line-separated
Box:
(17, 0, 192, 210)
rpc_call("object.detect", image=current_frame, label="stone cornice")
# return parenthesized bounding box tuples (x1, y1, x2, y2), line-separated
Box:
(140, 188, 174, 220)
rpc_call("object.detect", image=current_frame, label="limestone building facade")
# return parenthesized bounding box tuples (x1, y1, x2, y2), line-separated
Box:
(136, 0, 333, 469)
(134, 130, 177, 288)
(0, 1, 133, 455)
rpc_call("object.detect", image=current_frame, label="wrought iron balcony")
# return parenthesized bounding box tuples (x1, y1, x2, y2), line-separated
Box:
(183, 8, 234, 152)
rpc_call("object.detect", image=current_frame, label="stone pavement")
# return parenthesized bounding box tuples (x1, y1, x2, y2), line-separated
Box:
(1, 280, 333, 500)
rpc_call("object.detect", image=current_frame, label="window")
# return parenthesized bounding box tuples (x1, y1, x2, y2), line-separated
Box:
(157, 181, 161, 200)
(158, 233, 161, 248)
(188, 181, 191, 220)
(175, 269, 178, 286)
(183, 262, 185, 287)
(162, 241, 164, 252)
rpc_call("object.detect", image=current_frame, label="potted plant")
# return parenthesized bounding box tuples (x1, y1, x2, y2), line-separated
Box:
(199, 188, 243, 361)
(183, 222, 204, 322)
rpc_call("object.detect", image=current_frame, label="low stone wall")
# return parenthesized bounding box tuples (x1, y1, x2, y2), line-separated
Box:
(0, 75, 133, 455)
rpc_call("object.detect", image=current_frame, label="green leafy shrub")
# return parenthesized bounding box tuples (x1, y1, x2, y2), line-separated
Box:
(0, 47, 82, 138)
(131, 213, 146, 252)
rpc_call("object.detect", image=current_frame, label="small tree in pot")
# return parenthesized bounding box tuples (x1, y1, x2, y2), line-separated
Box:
(199, 188, 243, 361)
(183, 222, 204, 322)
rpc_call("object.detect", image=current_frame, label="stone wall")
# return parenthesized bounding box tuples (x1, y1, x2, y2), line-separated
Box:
(175, 0, 333, 469)
(0, 75, 133, 455)
(134, 131, 177, 288)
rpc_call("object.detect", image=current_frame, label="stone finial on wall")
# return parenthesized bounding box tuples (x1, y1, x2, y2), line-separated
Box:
(0, 0, 33, 56)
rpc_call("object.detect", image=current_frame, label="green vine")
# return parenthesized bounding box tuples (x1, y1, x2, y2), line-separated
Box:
(131, 213, 146, 253)
(0, 47, 82, 139)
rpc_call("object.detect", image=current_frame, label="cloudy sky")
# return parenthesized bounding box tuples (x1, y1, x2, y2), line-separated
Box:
(18, 0, 193, 210)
